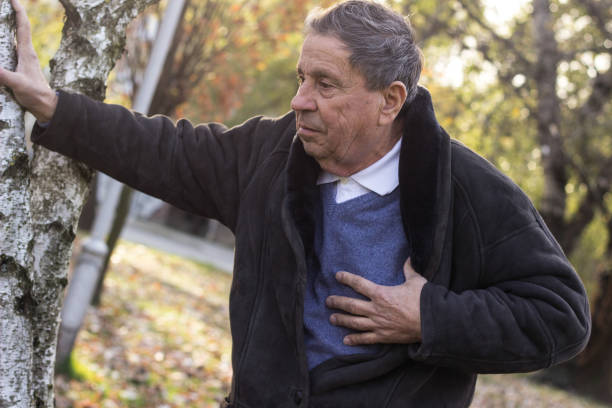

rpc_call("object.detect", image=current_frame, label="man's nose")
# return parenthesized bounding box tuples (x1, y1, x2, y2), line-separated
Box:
(291, 84, 316, 112)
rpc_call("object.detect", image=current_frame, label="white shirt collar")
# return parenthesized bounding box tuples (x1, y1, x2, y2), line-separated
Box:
(316, 138, 401, 197)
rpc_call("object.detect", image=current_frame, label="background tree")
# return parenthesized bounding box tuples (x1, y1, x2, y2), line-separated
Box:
(0, 0, 157, 406)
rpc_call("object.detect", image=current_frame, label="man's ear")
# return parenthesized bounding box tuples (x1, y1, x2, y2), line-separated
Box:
(378, 81, 407, 126)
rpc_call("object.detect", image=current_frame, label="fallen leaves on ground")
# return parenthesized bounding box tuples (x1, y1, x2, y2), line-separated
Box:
(472, 374, 610, 408)
(55, 240, 609, 408)
(55, 241, 233, 408)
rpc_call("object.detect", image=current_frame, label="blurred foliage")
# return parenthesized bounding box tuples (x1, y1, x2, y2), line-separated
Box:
(22, 0, 63, 68)
(572, 213, 608, 297)
(224, 31, 304, 125)
(108, 0, 333, 123)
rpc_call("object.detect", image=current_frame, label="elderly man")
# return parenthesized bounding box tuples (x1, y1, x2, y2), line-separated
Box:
(0, 0, 590, 407)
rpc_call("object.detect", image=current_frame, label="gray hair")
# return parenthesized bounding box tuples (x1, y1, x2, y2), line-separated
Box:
(304, 0, 423, 105)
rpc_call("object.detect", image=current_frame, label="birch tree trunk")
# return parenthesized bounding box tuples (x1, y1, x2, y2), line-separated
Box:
(0, 0, 158, 406)
(0, 3, 34, 408)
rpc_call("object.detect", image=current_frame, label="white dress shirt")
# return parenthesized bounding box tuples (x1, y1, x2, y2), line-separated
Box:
(316, 138, 401, 203)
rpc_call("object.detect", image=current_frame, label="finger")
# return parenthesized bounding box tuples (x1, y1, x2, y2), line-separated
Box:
(0, 67, 20, 88)
(335, 271, 378, 298)
(344, 332, 380, 346)
(326, 295, 373, 316)
(330, 313, 375, 331)
(11, 0, 35, 55)
(403, 257, 417, 279)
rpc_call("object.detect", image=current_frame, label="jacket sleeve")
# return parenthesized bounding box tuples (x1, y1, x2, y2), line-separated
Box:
(31, 90, 278, 230)
(409, 173, 591, 373)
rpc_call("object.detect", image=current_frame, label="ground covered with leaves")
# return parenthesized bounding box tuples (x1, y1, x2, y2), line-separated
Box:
(55, 241, 609, 408)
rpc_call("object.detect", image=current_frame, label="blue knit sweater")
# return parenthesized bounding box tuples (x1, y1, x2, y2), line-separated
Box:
(303, 183, 411, 370)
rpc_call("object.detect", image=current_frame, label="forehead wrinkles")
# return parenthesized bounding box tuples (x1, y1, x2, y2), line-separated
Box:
(298, 35, 354, 81)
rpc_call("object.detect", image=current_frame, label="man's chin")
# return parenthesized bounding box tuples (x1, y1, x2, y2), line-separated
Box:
(300, 139, 323, 159)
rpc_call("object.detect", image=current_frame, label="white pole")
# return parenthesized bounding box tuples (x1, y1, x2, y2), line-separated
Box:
(133, 0, 186, 114)
(57, 0, 188, 365)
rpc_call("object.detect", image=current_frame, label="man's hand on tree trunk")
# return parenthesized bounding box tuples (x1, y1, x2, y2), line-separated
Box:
(0, 0, 58, 123)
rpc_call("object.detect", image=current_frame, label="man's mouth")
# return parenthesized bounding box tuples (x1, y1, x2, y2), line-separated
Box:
(297, 123, 321, 135)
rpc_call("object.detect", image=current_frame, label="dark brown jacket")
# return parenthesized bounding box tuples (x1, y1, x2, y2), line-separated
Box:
(32, 87, 590, 407)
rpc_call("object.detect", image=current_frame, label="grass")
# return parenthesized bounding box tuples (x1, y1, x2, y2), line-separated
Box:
(55, 240, 610, 408)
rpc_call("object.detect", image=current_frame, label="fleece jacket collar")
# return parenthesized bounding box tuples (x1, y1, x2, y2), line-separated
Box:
(285, 86, 452, 280)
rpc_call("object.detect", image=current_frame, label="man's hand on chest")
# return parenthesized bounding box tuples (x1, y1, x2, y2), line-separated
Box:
(325, 258, 426, 345)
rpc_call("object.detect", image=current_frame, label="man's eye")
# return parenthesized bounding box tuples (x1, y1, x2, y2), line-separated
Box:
(319, 81, 333, 89)
(297, 76, 304, 85)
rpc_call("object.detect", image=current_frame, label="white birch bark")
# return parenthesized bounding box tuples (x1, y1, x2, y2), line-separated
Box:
(0, 0, 158, 406)
(0, 2, 34, 406)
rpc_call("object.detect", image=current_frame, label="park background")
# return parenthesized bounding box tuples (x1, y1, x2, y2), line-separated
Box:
(4, 0, 611, 406)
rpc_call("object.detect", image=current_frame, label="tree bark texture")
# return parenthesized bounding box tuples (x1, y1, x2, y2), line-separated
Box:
(0, 3, 34, 407)
(0, 0, 158, 407)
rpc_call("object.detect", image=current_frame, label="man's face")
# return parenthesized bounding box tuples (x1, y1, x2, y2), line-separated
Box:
(291, 34, 390, 176)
